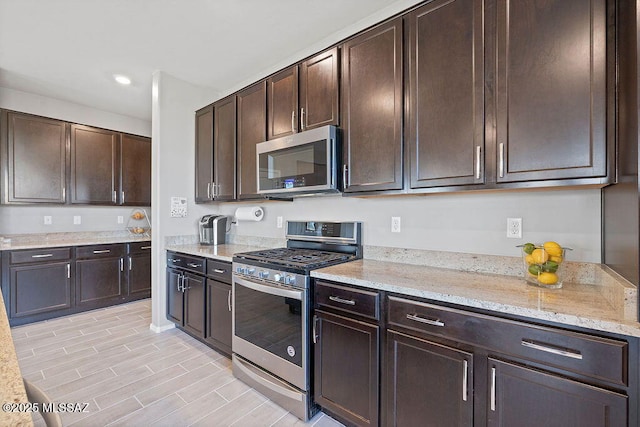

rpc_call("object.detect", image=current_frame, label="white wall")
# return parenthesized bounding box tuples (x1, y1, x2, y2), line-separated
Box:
(209, 188, 602, 263)
(0, 86, 153, 235)
(150, 71, 218, 331)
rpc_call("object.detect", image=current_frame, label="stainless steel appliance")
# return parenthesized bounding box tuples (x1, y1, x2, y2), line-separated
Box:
(256, 125, 339, 197)
(199, 215, 228, 245)
(232, 221, 362, 421)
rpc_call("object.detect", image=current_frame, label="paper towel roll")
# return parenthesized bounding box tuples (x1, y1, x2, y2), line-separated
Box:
(235, 206, 264, 222)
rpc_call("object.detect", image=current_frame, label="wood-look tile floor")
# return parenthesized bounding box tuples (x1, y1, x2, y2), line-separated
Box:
(11, 300, 345, 427)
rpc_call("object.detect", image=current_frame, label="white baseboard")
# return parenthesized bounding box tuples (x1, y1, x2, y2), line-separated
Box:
(149, 322, 175, 333)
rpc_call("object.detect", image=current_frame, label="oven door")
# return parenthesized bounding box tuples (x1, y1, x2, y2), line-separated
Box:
(257, 125, 338, 195)
(232, 275, 308, 390)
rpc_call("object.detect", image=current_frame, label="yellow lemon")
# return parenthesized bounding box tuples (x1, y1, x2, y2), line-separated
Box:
(549, 255, 563, 264)
(531, 248, 549, 264)
(525, 254, 535, 265)
(537, 272, 558, 285)
(543, 241, 563, 257)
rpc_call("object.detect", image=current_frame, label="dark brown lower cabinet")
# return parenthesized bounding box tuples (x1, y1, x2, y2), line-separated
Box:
(76, 257, 124, 307)
(487, 358, 627, 427)
(205, 279, 232, 355)
(10, 261, 71, 319)
(385, 330, 473, 427)
(314, 310, 379, 427)
(165, 269, 205, 338)
(166, 268, 184, 325)
(127, 243, 151, 297)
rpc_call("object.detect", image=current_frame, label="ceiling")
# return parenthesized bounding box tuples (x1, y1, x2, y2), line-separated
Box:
(0, 0, 404, 121)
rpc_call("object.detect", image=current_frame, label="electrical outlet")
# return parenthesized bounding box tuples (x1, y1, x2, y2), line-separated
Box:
(117, 215, 124, 224)
(276, 216, 283, 229)
(391, 216, 401, 233)
(44, 216, 52, 225)
(507, 218, 522, 238)
(73, 216, 81, 225)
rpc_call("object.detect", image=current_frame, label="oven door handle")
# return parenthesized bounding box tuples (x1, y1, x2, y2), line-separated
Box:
(233, 276, 303, 301)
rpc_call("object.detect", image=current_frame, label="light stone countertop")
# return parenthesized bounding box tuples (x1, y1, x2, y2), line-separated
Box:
(0, 292, 33, 427)
(0, 231, 151, 251)
(311, 259, 640, 338)
(164, 243, 269, 262)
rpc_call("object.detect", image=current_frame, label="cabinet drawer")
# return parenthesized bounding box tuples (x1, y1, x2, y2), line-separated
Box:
(76, 244, 125, 259)
(388, 296, 628, 386)
(166, 252, 205, 274)
(128, 241, 152, 254)
(10, 247, 72, 264)
(206, 259, 231, 284)
(315, 280, 379, 320)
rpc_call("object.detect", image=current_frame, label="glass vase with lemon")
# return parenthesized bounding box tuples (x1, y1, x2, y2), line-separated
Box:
(519, 241, 570, 289)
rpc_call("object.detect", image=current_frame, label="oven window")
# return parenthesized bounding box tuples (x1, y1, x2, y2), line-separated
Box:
(234, 283, 303, 367)
(258, 139, 328, 190)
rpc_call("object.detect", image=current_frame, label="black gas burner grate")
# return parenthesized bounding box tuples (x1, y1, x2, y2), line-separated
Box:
(235, 248, 354, 269)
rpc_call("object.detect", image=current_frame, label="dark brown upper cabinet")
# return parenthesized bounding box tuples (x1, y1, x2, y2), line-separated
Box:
(300, 47, 340, 131)
(341, 18, 404, 193)
(195, 105, 214, 203)
(70, 124, 119, 205)
(494, 0, 610, 184)
(267, 47, 340, 140)
(213, 95, 237, 201)
(237, 81, 266, 200)
(2, 111, 68, 204)
(405, 0, 485, 189)
(120, 134, 151, 206)
(267, 66, 299, 140)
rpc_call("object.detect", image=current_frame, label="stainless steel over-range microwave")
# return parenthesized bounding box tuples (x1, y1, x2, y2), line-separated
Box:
(256, 125, 339, 197)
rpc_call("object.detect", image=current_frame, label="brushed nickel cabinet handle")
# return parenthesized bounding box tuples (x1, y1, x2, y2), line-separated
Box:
(62, 187, 66, 200)
(291, 111, 295, 132)
(214, 269, 225, 274)
(406, 313, 445, 327)
(312, 315, 319, 344)
(128, 257, 132, 271)
(521, 340, 583, 360)
(499, 143, 505, 178)
(227, 289, 232, 312)
(342, 164, 348, 188)
(168, 258, 181, 263)
(490, 367, 496, 411)
(207, 182, 211, 199)
(475, 146, 481, 179)
(112, 190, 117, 203)
(462, 360, 468, 402)
(120, 258, 124, 272)
(32, 254, 53, 258)
(187, 263, 202, 268)
(300, 108, 305, 130)
(93, 250, 111, 254)
(66, 263, 70, 279)
(121, 191, 125, 203)
(329, 295, 356, 306)
(140, 246, 151, 250)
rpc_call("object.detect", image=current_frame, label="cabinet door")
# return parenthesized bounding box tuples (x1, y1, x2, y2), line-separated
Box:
(128, 252, 151, 297)
(495, 0, 609, 182)
(75, 257, 124, 307)
(70, 124, 119, 204)
(195, 105, 214, 203)
(183, 273, 205, 338)
(487, 358, 627, 427)
(314, 310, 379, 426)
(3, 111, 67, 203)
(120, 134, 151, 206)
(385, 330, 473, 427)
(213, 96, 237, 201)
(267, 66, 299, 139)
(166, 269, 184, 325)
(205, 279, 232, 355)
(237, 82, 266, 199)
(300, 47, 339, 131)
(341, 18, 403, 193)
(405, 0, 484, 189)
(10, 261, 71, 318)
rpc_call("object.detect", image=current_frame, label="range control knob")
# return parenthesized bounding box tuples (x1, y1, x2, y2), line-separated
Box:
(235, 266, 243, 274)
(259, 271, 269, 279)
(247, 268, 256, 275)
(284, 275, 296, 286)
(273, 273, 282, 282)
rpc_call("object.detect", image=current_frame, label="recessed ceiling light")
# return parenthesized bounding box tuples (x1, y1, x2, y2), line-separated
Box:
(113, 74, 131, 85)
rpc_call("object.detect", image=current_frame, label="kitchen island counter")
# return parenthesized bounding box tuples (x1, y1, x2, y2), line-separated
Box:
(312, 258, 640, 338)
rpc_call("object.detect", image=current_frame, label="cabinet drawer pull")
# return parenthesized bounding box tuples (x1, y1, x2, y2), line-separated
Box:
(328, 295, 356, 306)
(490, 367, 496, 411)
(475, 145, 481, 179)
(31, 254, 53, 258)
(168, 258, 181, 263)
(406, 313, 445, 327)
(521, 340, 583, 360)
(227, 289, 232, 312)
(462, 360, 468, 402)
(187, 263, 202, 268)
(213, 269, 226, 274)
(140, 246, 151, 250)
(93, 250, 111, 254)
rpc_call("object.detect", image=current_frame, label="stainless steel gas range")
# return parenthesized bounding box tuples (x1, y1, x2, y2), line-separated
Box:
(231, 221, 362, 421)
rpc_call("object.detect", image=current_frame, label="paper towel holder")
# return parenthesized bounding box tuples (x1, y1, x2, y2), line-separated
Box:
(234, 206, 264, 223)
